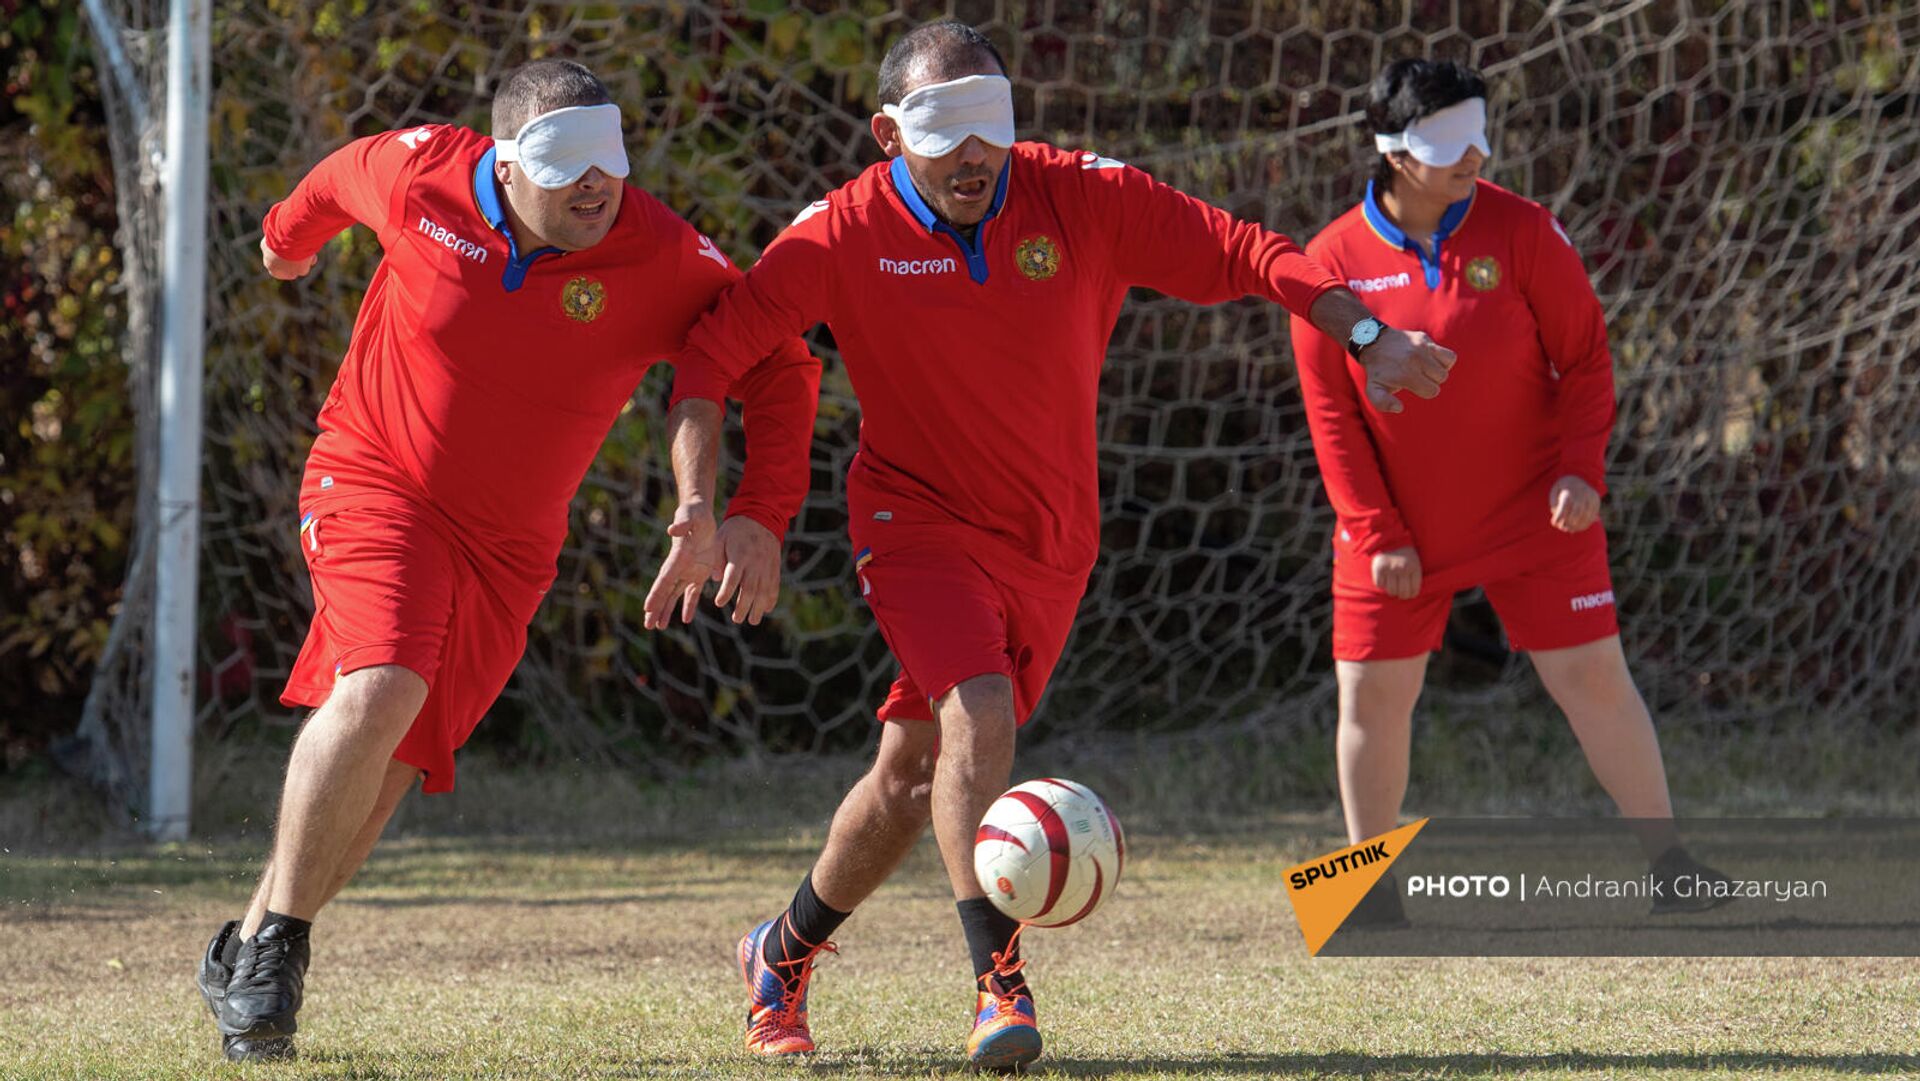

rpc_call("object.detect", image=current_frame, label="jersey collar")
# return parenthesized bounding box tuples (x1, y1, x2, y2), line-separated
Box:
(888, 153, 1011, 284)
(473, 146, 561, 292)
(474, 146, 506, 228)
(1362, 178, 1474, 290)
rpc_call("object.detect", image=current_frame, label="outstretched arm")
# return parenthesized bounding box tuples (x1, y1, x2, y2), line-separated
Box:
(1302, 288, 1455, 415)
(707, 337, 822, 625)
(642, 397, 726, 630)
(1091, 156, 1455, 412)
(643, 207, 835, 628)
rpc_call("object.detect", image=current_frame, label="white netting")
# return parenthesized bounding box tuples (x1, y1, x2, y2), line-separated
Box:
(69, 0, 169, 809)
(79, 1, 1920, 810)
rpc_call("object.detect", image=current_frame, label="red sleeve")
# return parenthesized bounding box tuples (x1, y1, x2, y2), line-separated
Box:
(1079, 152, 1342, 318)
(1290, 270, 1415, 558)
(260, 126, 432, 257)
(1519, 209, 1616, 495)
(661, 223, 823, 544)
(721, 338, 820, 544)
(671, 200, 837, 408)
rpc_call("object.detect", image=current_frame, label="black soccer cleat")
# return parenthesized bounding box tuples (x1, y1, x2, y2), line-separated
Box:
(222, 1034, 297, 1063)
(216, 919, 311, 1049)
(1648, 845, 1737, 915)
(196, 919, 241, 1020)
(200, 919, 302, 1062)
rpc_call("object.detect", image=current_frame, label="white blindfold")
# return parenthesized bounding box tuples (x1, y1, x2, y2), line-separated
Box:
(1374, 96, 1491, 167)
(495, 103, 631, 189)
(881, 74, 1016, 158)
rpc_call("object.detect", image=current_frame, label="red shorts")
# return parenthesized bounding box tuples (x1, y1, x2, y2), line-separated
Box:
(852, 529, 1080, 725)
(1333, 528, 1619, 662)
(280, 502, 528, 793)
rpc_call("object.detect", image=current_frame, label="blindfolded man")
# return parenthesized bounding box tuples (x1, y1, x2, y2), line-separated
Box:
(643, 21, 1456, 1072)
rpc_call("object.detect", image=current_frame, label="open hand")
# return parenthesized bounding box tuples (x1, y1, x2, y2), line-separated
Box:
(712, 516, 782, 625)
(643, 503, 719, 629)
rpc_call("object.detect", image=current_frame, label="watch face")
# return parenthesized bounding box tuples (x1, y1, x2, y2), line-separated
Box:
(1352, 318, 1382, 346)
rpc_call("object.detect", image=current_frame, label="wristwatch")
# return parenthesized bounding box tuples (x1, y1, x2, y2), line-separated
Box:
(1346, 316, 1386, 359)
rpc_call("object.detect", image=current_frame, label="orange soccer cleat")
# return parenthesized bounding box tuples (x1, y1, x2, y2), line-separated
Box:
(965, 928, 1041, 1072)
(738, 916, 835, 1055)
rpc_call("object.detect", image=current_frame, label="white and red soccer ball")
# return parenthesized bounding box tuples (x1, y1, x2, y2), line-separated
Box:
(973, 778, 1124, 927)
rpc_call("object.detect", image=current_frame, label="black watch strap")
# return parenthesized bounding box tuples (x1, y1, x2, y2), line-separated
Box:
(1346, 316, 1388, 359)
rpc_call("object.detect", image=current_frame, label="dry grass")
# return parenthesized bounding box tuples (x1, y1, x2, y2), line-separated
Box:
(3, 816, 1917, 1079)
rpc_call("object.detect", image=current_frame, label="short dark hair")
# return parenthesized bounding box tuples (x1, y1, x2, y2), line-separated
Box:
(1365, 59, 1488, 192)
(877, 21, 1008, 107)
(491, 59, 613, 139)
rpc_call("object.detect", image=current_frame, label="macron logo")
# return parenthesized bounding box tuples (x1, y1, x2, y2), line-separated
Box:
(879, 256, 957, 276)
(1570, 590, 1616, 612)
(1349, 271, 1411, 293)
(417, 216, 488, 264)
(396, 127, 433, 150)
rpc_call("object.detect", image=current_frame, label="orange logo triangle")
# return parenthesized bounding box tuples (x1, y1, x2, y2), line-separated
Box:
(1284, 819, 1428, 955)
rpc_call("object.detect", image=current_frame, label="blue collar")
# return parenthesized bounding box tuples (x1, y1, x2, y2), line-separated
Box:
(1362, 178, 1474, 290)
(473, 145, 561, 292)
(888, 154, 1010, 284)
(474, 146, 507, 228)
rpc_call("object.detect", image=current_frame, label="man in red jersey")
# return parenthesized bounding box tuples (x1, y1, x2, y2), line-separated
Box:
(191, 60, 818, 1063)
(641, 22, 1455, 1071)
(1290, 59, 1727, 929)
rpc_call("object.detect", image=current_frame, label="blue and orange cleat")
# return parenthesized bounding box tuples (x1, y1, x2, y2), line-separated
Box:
(967, 988, 1041, 1072)
(966, 932, 1041, 1072)
(738, 916, 834, 1055)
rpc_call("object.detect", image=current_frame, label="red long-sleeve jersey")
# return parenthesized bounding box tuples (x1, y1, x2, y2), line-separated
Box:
(672, 142, 1340, 595)
(262, 124, 818, 609)
(1290, 179, 1616, 591)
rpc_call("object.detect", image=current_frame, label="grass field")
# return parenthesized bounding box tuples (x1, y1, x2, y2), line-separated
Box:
(5, 801, 1918, 1080)
(5, 722, 1917, 1079)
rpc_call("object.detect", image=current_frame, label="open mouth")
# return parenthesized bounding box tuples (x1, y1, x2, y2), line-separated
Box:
(570, 199, 608, 222)
(951, 175, 992, 203)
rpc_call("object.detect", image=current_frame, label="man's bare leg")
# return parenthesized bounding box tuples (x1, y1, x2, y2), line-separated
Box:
(209, 665, 427, 1060)
(256, 666, 427, 925)
(925, 675, 1017, 902)
(922, 674, 1039, 1069)
(240, 757, 422, 937)
(743, 711, 942, 1055)
(807, 718, 939, 910)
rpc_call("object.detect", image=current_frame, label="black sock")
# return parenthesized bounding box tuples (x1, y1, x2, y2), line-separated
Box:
(957, 898, 1027, 998)
(764, 874, 850, 972)
(258, 911, 313, 940)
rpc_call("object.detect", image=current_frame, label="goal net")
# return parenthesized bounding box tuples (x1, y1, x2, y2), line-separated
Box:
(78, 1, 1920, 812)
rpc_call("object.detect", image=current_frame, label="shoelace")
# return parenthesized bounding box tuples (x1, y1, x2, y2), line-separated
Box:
(978, 923, 1029, 1019)
(757, 918, 838, 1033)
(229, 934, 297, 995)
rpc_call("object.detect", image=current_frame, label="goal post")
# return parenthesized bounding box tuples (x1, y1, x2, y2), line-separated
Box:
(149, 0, 211, 841)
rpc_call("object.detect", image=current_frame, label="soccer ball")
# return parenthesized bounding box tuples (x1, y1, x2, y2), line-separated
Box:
(973, 778, 1124, 927)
